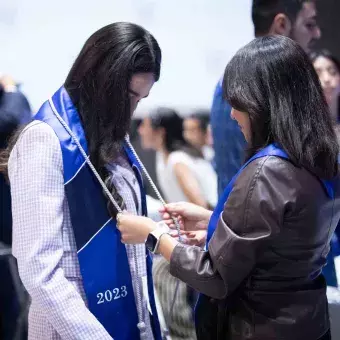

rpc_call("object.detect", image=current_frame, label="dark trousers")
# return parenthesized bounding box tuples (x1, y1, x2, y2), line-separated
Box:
(0, 256, 28, 340)
(319, 330, 331, 340)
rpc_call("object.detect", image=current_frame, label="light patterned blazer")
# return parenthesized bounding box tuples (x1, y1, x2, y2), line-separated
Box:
(8, 120, 153, 340)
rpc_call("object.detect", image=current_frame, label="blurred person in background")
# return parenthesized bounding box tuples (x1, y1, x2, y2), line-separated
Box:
(0, 22, 163, 340)
(129, 118, 163, 200)
(138, 108, 217, 340)
(138, 108, 217, 212)
(183, 110, 214, 163)
(129, 118, 164, 221)
(0, 75, 31, 150)
(211, 0, 322, 196)
(311, 50, 340, 141)
(0, 75, 31, 243)
(311, 50, 340, 289)
(0, 74, 31, 340)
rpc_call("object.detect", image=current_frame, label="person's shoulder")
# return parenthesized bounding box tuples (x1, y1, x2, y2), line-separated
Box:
(240, 155, 295, 180)
(212, 77, 224, 99)
(168, 150, 194, 166)
(10, 120, 60, 162)
(215, 76, 223, 91)
(211, 76, 232, 120)
(17, 120, 58, 144)
(239, 155, 324, 198)
(8, 120, 63, 180)
(232, 156, 297, 195)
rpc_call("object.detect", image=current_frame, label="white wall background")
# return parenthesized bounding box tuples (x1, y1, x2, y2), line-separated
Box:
(0, 0, 253, 115)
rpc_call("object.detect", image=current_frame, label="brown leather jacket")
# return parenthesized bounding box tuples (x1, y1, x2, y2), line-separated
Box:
(170, 156, 340, 340)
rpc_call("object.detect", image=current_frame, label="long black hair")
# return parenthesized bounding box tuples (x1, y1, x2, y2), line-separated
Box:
(224, 35, 338, 179)
(149, 107, 202, 158)
(65, 22, 161, 172)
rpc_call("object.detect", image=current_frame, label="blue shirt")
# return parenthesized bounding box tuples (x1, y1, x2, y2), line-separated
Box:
(210, 79, 246, 195)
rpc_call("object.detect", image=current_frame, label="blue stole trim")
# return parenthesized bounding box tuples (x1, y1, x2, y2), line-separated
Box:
(206, 143, 335, 245)
(34, 86, 161, 340)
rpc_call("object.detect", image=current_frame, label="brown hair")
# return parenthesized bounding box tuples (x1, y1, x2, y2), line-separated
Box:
(0, 126, 26, 180)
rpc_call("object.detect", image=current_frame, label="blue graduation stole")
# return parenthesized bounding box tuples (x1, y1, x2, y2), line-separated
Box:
(34, 86, 161, 340)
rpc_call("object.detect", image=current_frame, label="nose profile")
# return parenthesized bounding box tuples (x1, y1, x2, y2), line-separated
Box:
(314, 26, 322, 40)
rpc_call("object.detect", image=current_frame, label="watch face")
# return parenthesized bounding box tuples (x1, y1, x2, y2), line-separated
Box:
(146, 233, 157, 252)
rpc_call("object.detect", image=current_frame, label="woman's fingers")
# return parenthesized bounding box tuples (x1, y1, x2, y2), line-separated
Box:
(161, 212, 180, 222)
(160, 202, 187, 215)
(169, 219, 184, 230)
(162, 212, 171, 219)
(170, 229, 188, 235)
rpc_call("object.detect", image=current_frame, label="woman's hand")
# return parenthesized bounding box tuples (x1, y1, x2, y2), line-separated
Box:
(172, 230, 207, 246)
(160, 202, 213, 232)
(116, 214, 157, 244)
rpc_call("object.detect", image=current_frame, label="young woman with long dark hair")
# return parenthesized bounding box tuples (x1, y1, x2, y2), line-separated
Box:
(117, 36, 340, 340)
(0, 22, 162, 340)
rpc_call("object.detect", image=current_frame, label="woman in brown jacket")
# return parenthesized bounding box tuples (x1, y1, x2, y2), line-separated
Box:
(117, 36, 340, 340)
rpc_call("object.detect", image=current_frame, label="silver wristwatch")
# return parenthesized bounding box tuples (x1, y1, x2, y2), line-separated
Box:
(145, 221, 170, 254)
